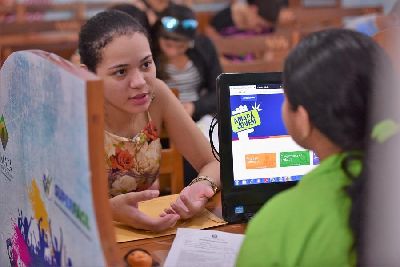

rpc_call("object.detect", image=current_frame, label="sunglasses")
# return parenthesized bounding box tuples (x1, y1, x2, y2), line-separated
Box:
(161, 16, 198, 31)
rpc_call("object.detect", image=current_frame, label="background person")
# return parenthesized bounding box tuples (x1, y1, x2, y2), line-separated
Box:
(152, 4, 222, 121)
(345, 0, 400, 36)
(210, 0, 287, 36)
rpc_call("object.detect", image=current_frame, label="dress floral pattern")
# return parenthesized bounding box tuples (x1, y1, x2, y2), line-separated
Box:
(105, 119, 161, 197)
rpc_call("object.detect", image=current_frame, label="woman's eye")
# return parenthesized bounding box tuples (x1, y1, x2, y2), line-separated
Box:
(113, 69, 126, 77)
(142, 61, 152, 70)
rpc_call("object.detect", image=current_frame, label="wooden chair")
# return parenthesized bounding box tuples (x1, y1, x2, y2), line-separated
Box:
(205, 26, 293, 73)
(159, 144, 184, 194)
(0, 19, 83, 35)
(159, 88, 184, 194)
(0, 2, 112, 23)
(279, 4, 382, 30)
(196, 11, 216, 35)
(222, 58, 285, 73)
(205, 26, 270, 59)
(0, 31, 78, 67)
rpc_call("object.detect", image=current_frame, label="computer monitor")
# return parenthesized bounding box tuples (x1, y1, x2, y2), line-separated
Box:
(217, 72, 318, 223)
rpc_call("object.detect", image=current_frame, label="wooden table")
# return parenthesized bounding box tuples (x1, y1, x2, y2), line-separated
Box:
(116, 192, 246, 265)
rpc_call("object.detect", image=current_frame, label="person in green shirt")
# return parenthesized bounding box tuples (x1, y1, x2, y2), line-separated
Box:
(236, 29, 390, 266)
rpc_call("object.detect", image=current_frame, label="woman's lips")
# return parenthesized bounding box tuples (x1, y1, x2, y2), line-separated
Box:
(128, 93, 150, 105)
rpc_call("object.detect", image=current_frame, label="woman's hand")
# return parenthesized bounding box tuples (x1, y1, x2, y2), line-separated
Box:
(110, 190, 180, 232)
(162, 181, 215, 219)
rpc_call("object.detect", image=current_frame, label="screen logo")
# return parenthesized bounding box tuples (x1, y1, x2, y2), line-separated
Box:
(231, 104, 262, 133)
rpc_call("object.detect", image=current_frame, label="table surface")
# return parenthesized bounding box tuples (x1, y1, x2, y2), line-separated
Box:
(116, 192, 246, 265)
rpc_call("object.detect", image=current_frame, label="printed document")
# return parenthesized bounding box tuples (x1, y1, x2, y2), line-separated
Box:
(164, 228, 244, 267)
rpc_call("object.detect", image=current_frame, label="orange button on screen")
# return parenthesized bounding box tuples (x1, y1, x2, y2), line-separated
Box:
(245, 153, 276, 169)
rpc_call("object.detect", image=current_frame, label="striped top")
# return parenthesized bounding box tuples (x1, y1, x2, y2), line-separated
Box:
(165, 60, 201, 103)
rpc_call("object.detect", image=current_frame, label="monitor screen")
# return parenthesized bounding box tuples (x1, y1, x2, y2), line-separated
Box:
(229, 83, 319, 187)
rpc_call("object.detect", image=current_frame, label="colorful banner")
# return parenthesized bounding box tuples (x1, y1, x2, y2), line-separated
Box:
(0, 51, 105, 266)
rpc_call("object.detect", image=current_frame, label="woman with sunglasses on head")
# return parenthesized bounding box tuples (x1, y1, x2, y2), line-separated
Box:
(152, 4, 222, 122)
(79, 10, 220, 232)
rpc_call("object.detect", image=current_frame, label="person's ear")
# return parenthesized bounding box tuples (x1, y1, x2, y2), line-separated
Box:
(295, 105, 312, 142)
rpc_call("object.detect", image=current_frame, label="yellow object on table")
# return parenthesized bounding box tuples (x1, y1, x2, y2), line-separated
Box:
(114, 194, 227, 242)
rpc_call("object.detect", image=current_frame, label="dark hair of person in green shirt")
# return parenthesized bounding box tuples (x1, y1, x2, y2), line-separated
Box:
(282, 28, 390, 260)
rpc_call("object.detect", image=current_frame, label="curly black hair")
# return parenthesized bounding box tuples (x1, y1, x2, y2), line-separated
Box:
(79, 10, 149, 73)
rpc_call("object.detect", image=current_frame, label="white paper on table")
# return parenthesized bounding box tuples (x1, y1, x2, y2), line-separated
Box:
(164, 228, 244, 267)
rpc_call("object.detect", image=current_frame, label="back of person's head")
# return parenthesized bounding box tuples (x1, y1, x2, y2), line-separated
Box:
(109, 3, 150, 32)
(246, 0, 284, 23)
(283, 28, 387, 152)
(156, 4, 198, 41)
(79, 10, 148, 73)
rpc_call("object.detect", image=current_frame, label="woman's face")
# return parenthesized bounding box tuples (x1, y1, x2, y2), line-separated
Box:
(159, 37, 190, 59)
(95, 33, 156, 115)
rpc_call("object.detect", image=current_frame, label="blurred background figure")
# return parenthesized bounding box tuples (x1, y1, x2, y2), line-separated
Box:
(345, 0, 400, 36)
(152, 4, 222, 122)
(132, 0, 179, 25)
(0, 0, 15, 22)
(209, 0, 287, 35)
(0, 0, 14, 8)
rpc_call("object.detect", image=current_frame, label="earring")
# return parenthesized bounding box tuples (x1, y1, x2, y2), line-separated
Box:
(151, 92, 156, 101)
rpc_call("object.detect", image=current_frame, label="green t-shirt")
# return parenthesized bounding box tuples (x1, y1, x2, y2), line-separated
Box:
(236, 153, 361, 267)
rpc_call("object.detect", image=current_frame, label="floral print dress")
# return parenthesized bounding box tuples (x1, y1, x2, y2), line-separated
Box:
(104, 113, 161, 197)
